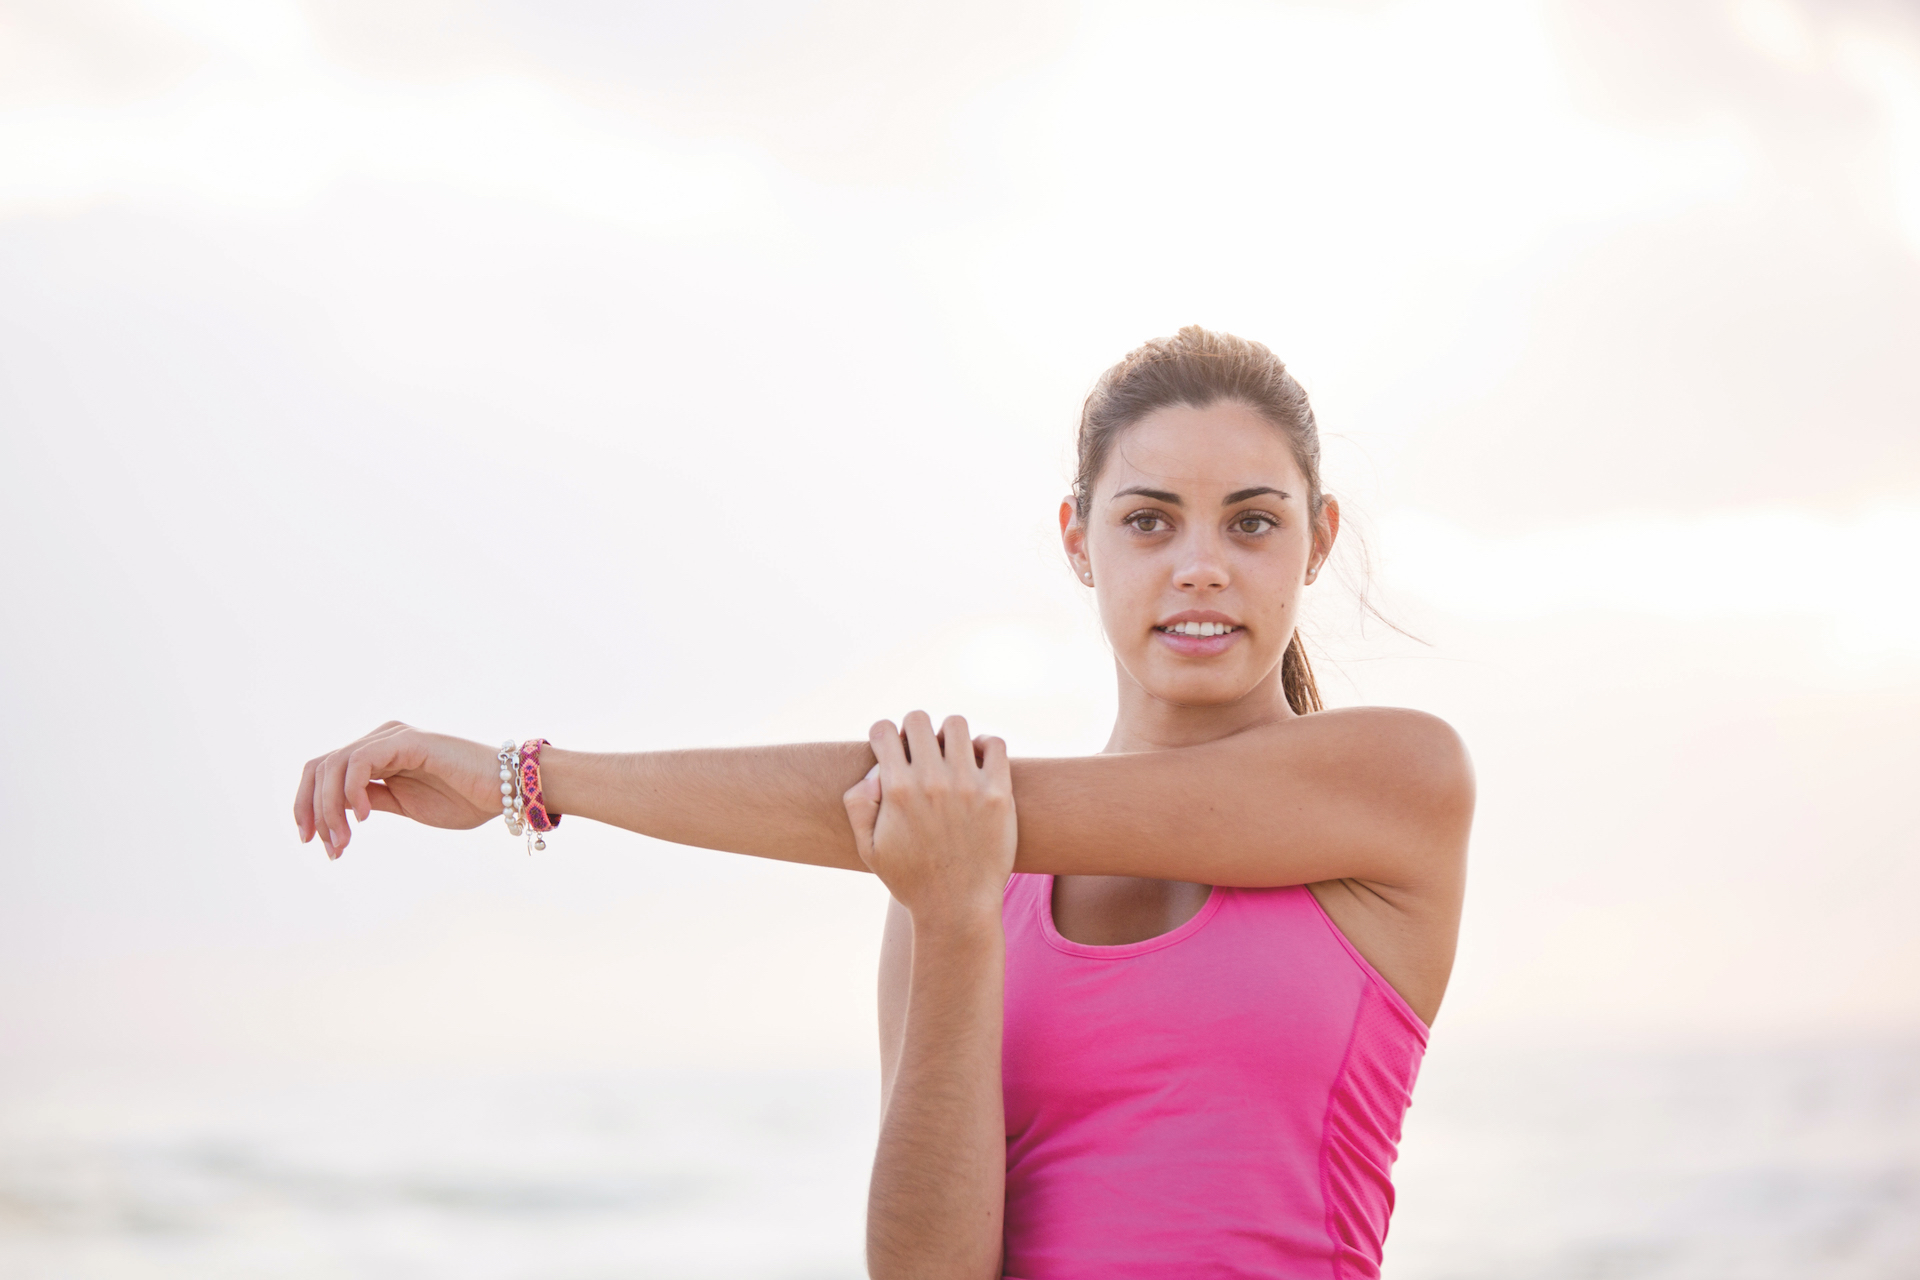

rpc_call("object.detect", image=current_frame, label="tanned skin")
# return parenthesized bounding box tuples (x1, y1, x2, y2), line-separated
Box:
(845, 716, 1015, 1280)
(293, 401, 1473, 1280)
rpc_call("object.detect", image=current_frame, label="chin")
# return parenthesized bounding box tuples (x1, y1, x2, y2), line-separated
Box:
(1138, 664, 1265, 708)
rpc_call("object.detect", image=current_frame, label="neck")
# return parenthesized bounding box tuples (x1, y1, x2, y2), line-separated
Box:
(1102, 662, 1296, 754)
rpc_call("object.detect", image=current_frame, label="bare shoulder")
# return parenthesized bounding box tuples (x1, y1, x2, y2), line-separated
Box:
(1312, 706, 1470, 786)
(1247, 706, 1475, 881)
(1277, 703, 1466, 747)
(1256, 706, 1472, 796)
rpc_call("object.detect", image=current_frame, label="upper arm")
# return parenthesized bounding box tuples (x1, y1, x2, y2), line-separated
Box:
(876, 894, 912, 1117)
(1008, 707, 1474, 892)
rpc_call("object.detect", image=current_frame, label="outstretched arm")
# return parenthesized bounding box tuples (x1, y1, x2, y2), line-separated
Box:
(541, 742, 874, 871)
(296, 707, 1471, 890)
(292, 724, 874, 869)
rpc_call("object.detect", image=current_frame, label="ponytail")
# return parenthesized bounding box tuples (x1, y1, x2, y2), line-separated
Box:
(1281, 631, 1322, 715)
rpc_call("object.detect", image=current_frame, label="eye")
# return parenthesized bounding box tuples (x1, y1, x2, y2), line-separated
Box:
(1231, 511, 1279, 535)
(1125, 510, 1172, 533)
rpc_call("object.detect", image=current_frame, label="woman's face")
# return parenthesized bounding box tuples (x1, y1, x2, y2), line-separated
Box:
(1061, 400, 1337, 712)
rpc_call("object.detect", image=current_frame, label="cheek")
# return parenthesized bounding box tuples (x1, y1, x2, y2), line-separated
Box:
(1256, 532, 1314, 583)
(1254, 547, 1308, 588)
(1088, 531, 1144, 586)
(1095, 573, 1153, 628)
(1090, 558, 1160, 635)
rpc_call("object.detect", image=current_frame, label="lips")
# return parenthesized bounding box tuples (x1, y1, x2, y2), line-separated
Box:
(1153, 612, 1244, 655)
(1157, 620, 1240, 638)
(1154, 610, 1243, 637)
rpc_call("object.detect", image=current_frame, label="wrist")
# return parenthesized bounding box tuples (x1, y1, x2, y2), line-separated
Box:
(905, 895, 1004, 945)
(535, 746, 587, 819)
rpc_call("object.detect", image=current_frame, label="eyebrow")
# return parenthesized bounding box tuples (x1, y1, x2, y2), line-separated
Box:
(1111, 485, 1292, 506)
(1225, 486, 1291, 504)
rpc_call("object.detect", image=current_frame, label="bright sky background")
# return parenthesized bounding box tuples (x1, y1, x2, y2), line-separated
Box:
(2, 0, 1918, 1083)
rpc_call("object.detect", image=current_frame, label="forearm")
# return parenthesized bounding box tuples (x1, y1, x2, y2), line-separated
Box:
(867, 910, 1006, 1280)
(538, 742, 875, 871)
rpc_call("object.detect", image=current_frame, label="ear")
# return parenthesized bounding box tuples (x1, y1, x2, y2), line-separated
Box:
(1307, 495, 1340, 584)
(1060, 498, 1092, 585)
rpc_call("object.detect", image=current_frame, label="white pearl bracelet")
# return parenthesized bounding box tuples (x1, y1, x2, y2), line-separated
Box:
(497, 740, 526, 837)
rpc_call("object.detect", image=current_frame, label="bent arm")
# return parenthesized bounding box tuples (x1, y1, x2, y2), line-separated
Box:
(539, 707, 1470, 889)
(867, 898, 1005, 1280)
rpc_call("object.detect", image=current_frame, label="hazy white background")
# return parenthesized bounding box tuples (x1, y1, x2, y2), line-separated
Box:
(2, 0, 1917, 1276)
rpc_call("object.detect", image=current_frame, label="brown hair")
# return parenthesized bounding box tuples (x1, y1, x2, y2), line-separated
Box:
(1073, 325, 1327, 715)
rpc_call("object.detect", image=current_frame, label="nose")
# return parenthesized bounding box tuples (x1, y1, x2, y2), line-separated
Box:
(1174, 526, 1230, 592)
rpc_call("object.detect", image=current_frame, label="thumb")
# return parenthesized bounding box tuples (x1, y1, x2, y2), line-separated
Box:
(842, 765, 881, 861)
(362, 780, 405, 815)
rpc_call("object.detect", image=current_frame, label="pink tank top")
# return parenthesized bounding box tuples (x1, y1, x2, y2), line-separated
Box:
(1000, 873, 1428, 1279)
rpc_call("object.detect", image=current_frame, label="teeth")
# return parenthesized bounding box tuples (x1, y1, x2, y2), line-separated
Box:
(1165, 622, 1234, 636)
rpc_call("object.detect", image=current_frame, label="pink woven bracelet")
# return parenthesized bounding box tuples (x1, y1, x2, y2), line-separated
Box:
(518, 738, 561, 848)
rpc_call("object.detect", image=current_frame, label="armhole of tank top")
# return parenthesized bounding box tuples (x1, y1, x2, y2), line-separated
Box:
(1300, 887, 1431, 1039)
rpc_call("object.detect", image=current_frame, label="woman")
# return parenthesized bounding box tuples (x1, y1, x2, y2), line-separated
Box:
(294, 326, 1473, 1279)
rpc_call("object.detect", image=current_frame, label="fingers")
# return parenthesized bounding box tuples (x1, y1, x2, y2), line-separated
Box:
(879, 712, 995, 775)
(296, 722, 415, 857)
(901, 710, 942, 769)
(316, 750, 353, 855)
(976, 734, 1010, 787)
(343, 741, 393, 823)
(294, 758, 318, 843)
(310, 758, 332, 856)
(869, 719, 908, 774)
(940, 715, 973, 772)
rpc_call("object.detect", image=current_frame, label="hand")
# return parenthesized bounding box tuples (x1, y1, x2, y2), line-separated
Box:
(843, 712, 1016, 924)
(294, 722, 504, 859)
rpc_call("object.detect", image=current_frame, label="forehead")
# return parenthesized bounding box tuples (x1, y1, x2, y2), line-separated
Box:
(1099, 400, 1305, 496)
